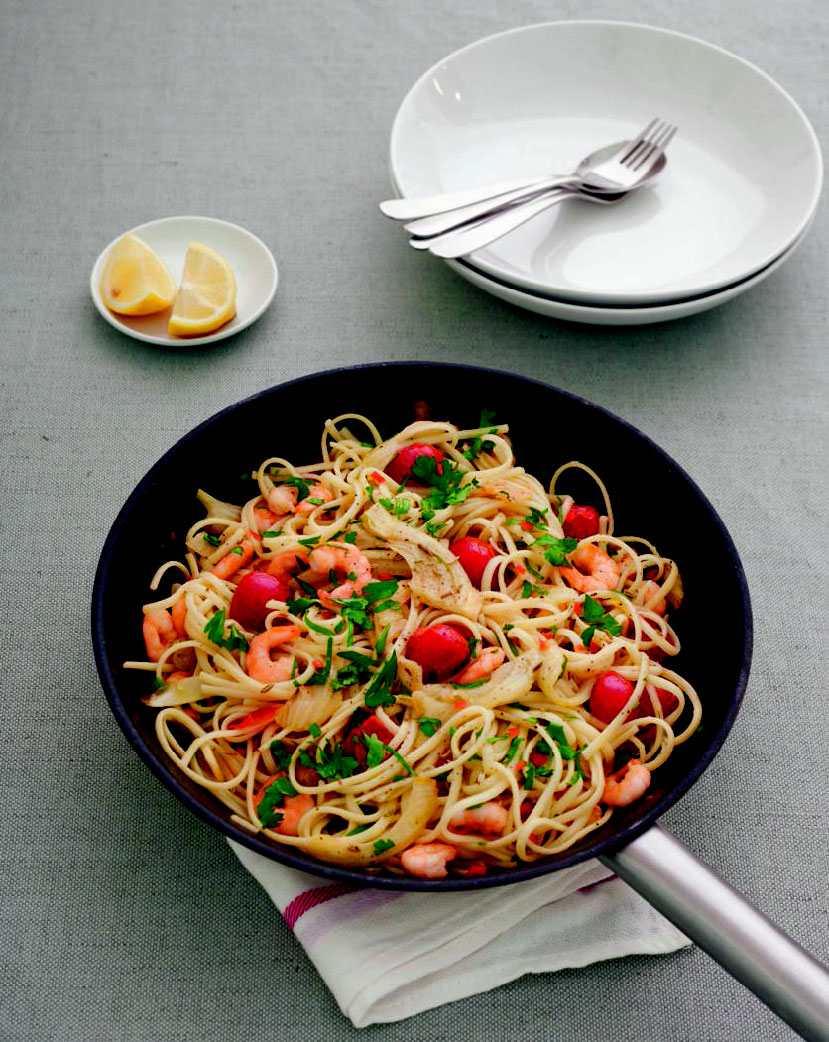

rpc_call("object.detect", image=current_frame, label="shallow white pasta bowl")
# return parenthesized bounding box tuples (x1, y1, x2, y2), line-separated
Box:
(389, 21, 822, 306)
(444, 220, 811, 325)
(90, 215, 278, 347)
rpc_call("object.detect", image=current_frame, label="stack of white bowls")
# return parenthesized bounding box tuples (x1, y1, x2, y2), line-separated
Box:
(389, 22, 822, 325)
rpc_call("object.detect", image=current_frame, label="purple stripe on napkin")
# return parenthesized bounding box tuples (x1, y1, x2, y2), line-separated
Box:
(283, 882, 363, 929)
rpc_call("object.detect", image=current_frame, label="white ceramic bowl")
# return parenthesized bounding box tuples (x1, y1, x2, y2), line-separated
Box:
(445, 221, 810, 325)
(390, 21, 822, 306)
(91, 216, 278, 347)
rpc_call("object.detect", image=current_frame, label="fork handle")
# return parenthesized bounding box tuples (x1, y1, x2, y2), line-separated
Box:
(379, 176, 555, 220)
(411, 187, 573, 258)
(404, 176, 580, 237)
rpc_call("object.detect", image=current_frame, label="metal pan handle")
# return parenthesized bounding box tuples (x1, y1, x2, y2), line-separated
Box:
(600, 825, 829, 1041)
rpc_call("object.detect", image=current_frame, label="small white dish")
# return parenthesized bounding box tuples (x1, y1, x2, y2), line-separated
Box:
(445, 222, 810, 325)
(390, 21, 822, 306)
(90, 216, 278, 346)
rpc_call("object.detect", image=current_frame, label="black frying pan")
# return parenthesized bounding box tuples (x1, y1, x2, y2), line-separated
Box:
(91, 363, 829, 1039)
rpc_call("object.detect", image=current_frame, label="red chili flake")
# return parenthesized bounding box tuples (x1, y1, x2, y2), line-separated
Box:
(520, 521, 533, 531)
(453, 698, 468, 711)
(455, 861, 487, 877)
(539, 635, 550, 649)
(248, 529, 261, 540)
(573, 600, 583, 618)
(312, 660, 323, 670)
(513, 563, 527, 575)
(367, 471, 384, 486)
(515, 759, 526, 772)
(377, 573, 394, 581)
(508, 726, 520, 738)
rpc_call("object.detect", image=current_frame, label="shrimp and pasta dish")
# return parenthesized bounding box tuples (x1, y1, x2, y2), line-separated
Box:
(127, 412, 700, 880)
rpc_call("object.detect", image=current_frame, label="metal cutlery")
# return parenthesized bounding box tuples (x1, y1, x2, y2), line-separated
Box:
(379, 119, 677, 259)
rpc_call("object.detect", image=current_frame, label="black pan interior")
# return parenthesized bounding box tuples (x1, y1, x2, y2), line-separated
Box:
(92, 362, 752, 890)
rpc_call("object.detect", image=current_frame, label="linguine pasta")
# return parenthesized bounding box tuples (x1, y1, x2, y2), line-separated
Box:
(125, 413, 700, 878)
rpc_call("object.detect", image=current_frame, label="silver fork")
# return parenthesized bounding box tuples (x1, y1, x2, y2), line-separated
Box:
(404, 119, 677, 239)
(381, 118, 677, 227)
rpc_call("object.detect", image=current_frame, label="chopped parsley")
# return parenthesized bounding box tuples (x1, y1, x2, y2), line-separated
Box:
(308, 723, 321, 739)
(463, 408, 498, 460)
(503, 736, 522, 764)
(203, 609, 249, 652)
(532, 533, 579, 566)
(411, 454, 478, 519)
(298, 536, 320, 547)
(332, 579, 401, 629)
(304, 615, 344, 637)
(343, 530, 357, 544)
(304, 637, 334, 686)
(580, 595, 623, 647)
(202, 532, 221, 547)
(418, 717, 442, 738)
(373, 839, 395, 855)
(275, 475, 310, 502)
(300, 742, 358, 781)
(365, 732, 386, 768)
(364, 653, 398, 708)
(451, 678, 487, 689)
(346, 823, 371, 836)
(269, 739, 293, 768)
(258, 776, 297, 828)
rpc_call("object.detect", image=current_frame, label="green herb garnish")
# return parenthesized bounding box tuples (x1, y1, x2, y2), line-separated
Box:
(580, 594, 623, 647)
(203, 609, 249, 652)
(418, 717, 442, 738)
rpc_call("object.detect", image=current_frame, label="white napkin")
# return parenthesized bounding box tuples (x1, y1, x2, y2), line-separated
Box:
(228, 840, 690, 1027)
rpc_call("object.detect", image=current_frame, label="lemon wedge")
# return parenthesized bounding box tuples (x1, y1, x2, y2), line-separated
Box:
(168, 242, 236, 337)
(100, 233, 177, 315)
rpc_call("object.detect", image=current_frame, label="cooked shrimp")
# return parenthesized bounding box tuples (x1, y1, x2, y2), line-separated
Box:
(213, 538, 257, 580)
(559, 544, 621, 593)
(449, 802, 508, 836)
(264, 550, 309, 584)
(266, 485, 298, 516)
(254, 777, 314, 836)
(308, 545, 373, 605)
(638, 580, 667, 617)
(602, 759, 651, 806)
(401, 841, 458, 879)
(245, 624, 302, 683)
(253, 501, 281, 532)
(296, 483, 334, 515)
(478, 480, 532, 506)
(452, 647, 505, 685)
(171, 597, 188, 638)
(142, 609, 177, 662)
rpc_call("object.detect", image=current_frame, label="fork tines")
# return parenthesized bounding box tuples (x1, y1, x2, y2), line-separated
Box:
(621, 118, 678, 170)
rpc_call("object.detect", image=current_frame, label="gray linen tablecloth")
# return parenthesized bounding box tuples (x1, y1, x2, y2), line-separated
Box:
(1, 1, 827, 1040)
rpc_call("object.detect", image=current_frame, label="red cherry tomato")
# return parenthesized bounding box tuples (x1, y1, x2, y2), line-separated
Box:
(406, 624, 469, 682)
(228, 571, 291, 631)
(359, 715, 394, 746)
(638, 686, 679, 718)
(344, 714, 395, 766)
(562, 504, 601, 540)
(386, 443, 444, 484)
(449, 536, 497, 588)
(589, 671, 636, 724)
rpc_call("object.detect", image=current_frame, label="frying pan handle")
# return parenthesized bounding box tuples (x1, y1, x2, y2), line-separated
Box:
(600, 825, 829, 1041)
